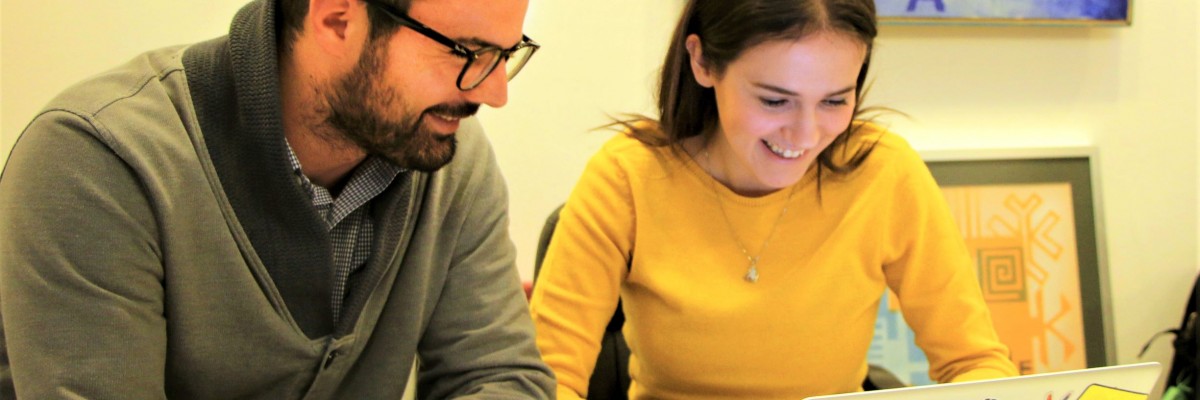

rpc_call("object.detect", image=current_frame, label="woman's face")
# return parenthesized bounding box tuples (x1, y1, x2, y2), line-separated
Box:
(688, 31, 867, 196)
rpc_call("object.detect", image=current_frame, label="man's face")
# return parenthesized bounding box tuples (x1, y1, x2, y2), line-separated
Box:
(322, 0, 529, 172)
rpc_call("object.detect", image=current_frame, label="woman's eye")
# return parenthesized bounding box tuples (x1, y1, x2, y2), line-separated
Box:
(823, 98, 849, 107)
(760, 98, 788, 108)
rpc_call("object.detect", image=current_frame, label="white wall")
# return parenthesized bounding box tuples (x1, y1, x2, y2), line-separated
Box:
(478, 1, 680, 279)
(2, 0, 1196, 382)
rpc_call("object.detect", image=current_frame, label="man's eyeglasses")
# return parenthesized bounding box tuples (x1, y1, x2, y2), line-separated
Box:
(364, 0, 540, 91)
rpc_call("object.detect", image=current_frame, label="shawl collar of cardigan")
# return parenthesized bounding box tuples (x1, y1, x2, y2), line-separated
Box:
(181, 0, 415, 339)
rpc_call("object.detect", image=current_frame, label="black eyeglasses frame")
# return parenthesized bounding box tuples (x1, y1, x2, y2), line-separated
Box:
(363, 0, 540, 91)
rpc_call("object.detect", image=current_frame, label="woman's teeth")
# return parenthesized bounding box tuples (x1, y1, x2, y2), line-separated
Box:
(765, 140, 804, 159)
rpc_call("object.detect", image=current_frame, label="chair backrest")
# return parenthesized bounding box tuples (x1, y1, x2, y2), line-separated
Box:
(532, 204, 905, 397)
(532, 204, 631, 400)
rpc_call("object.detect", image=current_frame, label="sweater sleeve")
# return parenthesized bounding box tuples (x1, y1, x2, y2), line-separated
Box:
(529, 138, 635, 400)
(0, 111, 169, 399)
(879, 142, 1019, 384)
(414, 118, 556, 399)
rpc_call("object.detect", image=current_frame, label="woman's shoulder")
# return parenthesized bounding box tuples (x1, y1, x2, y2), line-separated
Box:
(847, 121, 922, 165)
(831, 121, 931, 186)
(577, 122, 691, 189)
(595, 122, 679, 165)
(599, 129, 652, 155)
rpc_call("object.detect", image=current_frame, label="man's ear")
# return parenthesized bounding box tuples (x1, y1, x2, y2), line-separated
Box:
(305, 0, 368, 59)
(686, 34, 715, 88)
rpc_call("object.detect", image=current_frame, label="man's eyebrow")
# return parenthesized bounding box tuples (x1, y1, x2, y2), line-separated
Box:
(752, 82, 856, 97)
(458, 37, 498, 48)
(457, 37, 511, 50)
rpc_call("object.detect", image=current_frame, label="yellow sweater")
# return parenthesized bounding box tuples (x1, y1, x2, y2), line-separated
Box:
(530, 124, 1017, 399)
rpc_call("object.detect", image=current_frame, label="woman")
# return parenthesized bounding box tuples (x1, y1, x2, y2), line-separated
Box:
(529, 0, 1018, 398)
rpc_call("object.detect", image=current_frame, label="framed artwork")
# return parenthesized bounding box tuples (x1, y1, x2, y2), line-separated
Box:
(868, 147, 1113, 385)
(876, 0, 1132, 26)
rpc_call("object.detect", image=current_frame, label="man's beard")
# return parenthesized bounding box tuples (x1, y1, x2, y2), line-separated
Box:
(321, 39, 479, 172)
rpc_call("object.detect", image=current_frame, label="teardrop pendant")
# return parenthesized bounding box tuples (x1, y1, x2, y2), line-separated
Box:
(744, 265, 759, 283)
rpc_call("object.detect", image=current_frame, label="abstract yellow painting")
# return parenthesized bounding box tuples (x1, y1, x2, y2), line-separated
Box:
(943, 183, 1088, 375)
(867, 152, 1106, 385)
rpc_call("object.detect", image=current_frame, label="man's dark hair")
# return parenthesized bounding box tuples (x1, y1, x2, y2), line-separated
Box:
(277, 0, 413, 54)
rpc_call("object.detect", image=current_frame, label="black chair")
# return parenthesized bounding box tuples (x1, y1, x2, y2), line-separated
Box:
(532, 205, 905, 398)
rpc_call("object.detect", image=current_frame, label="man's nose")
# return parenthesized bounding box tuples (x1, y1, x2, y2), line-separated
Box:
(463, 63, 509, 108)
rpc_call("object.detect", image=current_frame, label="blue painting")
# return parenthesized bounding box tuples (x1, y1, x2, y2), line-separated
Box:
(868, 292, 934, 385)
(876, 0, 1130, 25)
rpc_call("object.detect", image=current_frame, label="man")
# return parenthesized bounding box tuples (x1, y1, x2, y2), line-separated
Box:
(0, 0, 553, 397)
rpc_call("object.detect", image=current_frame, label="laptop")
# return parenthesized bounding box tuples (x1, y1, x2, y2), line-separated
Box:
(805, 362, 1162, 400)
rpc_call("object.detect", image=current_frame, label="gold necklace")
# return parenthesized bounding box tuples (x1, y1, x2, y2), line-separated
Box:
(701, 150, 796, 283)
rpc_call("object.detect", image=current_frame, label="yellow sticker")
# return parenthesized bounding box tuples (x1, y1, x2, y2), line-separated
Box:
(1077, 384, 1148, 400)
